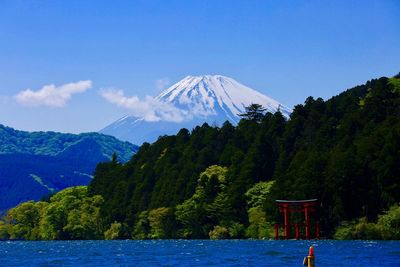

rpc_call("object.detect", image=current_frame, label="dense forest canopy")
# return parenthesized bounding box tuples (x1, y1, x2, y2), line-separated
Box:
(2, 74, 400, 240)
(87, 74, 400, 238)
(0, 187, 104, 240)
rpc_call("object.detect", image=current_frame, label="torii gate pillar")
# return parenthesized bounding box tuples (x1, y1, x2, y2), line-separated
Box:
(275, 199, 319, 240)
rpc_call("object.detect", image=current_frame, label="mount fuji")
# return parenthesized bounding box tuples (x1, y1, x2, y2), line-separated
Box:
(100, 75, 291, 144)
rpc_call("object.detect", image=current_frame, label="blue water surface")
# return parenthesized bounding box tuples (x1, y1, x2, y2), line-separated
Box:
(0, 240, 399, 266)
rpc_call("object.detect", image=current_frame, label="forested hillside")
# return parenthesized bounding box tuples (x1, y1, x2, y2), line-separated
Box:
(2, 74, 399, 240)
(269, 75, 400, 235)
(0, 126, 138, 213)
(0, 125, 137, 162)
(87, 74, 400, 238)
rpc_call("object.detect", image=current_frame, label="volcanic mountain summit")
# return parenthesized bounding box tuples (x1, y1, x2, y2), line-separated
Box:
(101, 75, 291, 144)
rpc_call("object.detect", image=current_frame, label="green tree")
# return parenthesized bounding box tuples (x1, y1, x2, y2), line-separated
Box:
(7, 201, 46, 240)
(3, 186, 104, 240)
(333, 217, 383, 240)
(239, 104, 266, 122)
(148, 207, 175, 239)
(246, 207, 272, 239)
(228, 222, 245, 238)
(209, 225, 229, 239)
(0, 220, 10, 240)
(175, 199, 203, 238)
(245, 181, 275, 209)
(87, 74, 400, 239)
(377, 204, 400, 239)
(39, 202, 67, 240)
(62, 195, 104, 240)
(104, 222, 123, 240)
(206, 192, 233, 224)
(132, 211, 150, 239)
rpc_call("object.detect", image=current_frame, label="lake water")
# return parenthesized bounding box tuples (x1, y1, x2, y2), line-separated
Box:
(0, 240, 399, 266)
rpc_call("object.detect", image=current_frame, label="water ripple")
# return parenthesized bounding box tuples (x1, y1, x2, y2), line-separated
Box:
(0, 240, 399, 266)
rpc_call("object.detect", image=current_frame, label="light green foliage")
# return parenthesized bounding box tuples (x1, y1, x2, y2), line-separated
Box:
(104, 222, 122, 240)
(334, 205, 400, 240)
(200, 165, 228, 184)
(197, 166, 229, 208)
(244, 181, 274, 239)
(246, 206, 272, 239)
(39, 202, 66, 240)
(175, 199, 202, 238)
(206, 192, 233, 223)
(63, 195, 104, 239)
(209, 225, 229, 239)
(333, 221, 354, 240)
(194, 165, 229, 202)
(0, 220, 10, 239)
(50, 186, 88, 203)
(3, 186, 104, 240)
(245, 181, 275, 209)
(175, 199, 199, 226)
(333, 217, 383, 240)
(41, 186, 104, 240)
(228, 222, 245, 238)
(377, 204, 400, 239)
(7, 201, 46, 240)
(359, 88, 373, 106)
(175, 165, 232, 238)
(148, 207, 175, 239)
(63, 209, 87, 239)
(352, 218, 383, 240)
(132, 211, 150, 239)
(389, 77, 400, 93)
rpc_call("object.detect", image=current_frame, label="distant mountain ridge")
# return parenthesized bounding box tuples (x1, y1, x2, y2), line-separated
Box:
(0, 124, 137, 162)
(0, 124, 138, 213)
(101, 75, 291, 144)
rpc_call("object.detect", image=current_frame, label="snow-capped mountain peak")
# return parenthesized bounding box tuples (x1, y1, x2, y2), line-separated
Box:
(156, 75, 291, 122)
(101, 75, 291, 144)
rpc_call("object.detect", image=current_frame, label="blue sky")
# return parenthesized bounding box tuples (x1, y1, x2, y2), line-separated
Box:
(0, 0, 399, 133)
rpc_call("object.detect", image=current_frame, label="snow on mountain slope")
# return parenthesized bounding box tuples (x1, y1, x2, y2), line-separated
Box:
(157, 75, 291, 121)
(101, 75, 291, 144)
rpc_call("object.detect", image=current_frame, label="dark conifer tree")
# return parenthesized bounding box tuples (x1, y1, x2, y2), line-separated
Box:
(238, 103, 266, 122)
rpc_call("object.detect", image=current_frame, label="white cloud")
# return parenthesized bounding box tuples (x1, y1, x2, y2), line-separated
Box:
(154, 78, 170, 91)
(15, 80, 92, 107)
(100, 89, 189, 122)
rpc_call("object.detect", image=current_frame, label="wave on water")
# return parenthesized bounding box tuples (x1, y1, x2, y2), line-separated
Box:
(0, 240, 399, 266)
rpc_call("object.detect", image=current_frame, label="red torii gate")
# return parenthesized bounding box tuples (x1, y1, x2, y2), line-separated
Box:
(275, 199, 320, 240)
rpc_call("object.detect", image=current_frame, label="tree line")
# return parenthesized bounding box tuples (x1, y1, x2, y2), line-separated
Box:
(1, 74, 399, 240)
